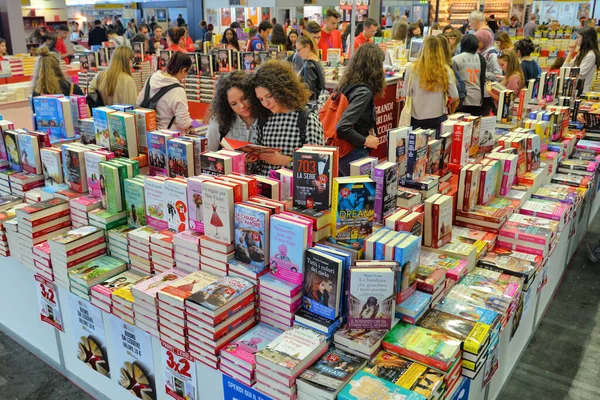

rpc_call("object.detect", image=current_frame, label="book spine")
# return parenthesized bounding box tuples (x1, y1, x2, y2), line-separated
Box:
(432, 203, 439, 247)
(463, 169, 472, 212)
(478, 169, 487, 205)
(450, 126, 464, 166)
(374, 168, 384, 223)
(406, 133, 417, 179)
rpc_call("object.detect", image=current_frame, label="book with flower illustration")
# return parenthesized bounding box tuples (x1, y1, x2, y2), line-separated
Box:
(382, 322, 462, 372)
(255, 324, 328, 377)
(220, 322, 282, 370)
(107, 112, 138, 158)
(68, 255, 128, 288)
(338, 371, 427, 400)
(348, 266, 395, 330)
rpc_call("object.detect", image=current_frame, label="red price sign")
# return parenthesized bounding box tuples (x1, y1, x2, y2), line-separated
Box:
(161, 341, 196, 400)
(35, 274, 63, 332)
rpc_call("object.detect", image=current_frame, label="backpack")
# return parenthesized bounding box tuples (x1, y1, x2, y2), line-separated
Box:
(303, 60, 330, 113)
(86, 71, 105, 109)
(257, 108, 311, 146)
(139, 77, 182, 129)
(318, 85, 365, 158)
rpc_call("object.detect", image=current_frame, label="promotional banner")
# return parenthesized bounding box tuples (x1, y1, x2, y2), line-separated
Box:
(68, 292, 110, 377)
(161, 341, 197, 400)
(110, 315, 156, 400)
(222, 375, 272, 400)
(35, 274, 63, 331)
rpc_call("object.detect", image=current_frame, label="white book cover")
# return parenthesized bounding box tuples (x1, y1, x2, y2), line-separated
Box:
(164, 178, 188, 233)
(40, 148, 63, 185)
(144, 176, 168, 231)
(202, 181, 234, 243)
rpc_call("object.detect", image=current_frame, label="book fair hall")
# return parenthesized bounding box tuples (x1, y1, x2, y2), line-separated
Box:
(2, 0, 600, 399)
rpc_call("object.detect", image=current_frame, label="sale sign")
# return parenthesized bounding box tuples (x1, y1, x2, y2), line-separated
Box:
(35, 273, 63, 331)
(161, 341, 197, 400)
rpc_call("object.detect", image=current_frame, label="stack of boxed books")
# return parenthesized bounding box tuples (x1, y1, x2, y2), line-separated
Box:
(128, 226, 155, 274)
(150, 230, 176, 273)
(173, 230, 202, 273)
(67, 255, 127, 301)
(69, 195, 102, 228)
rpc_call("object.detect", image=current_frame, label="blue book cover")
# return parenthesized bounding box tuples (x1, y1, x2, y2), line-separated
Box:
(314, 243, 352, 316)
(396, 291, 432, 318)
(338, 371, 427, 400)
(258, 273, 301, 297)
(394, 235, 421, 303)
(2, 130, 21, 172)
(108, 104, 134, 112)
(147, 132, 171, 177)
(32, 97, 67, 140)
(294, 308, 342, 338)
(269, 216, 307, 285)
(434, 297, 501, 330)
(234, 203, 269, 270)
(331, 177, 376, 249)
(303, 249, 343, 320)
(92, 107, 113, 149)
(167, 139, 191, 178)
(374, 229, 398, 260)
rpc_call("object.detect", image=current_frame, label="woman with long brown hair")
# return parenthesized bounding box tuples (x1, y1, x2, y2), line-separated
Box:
(88, 46, 137, 105)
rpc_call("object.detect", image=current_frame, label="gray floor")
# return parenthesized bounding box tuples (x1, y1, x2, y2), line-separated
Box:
(0, 331, 93, 400)
(500, 214, 600, 399)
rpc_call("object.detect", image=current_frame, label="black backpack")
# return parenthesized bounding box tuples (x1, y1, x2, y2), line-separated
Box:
(139, 77, 182, 129)
(86, 71, 105, 109)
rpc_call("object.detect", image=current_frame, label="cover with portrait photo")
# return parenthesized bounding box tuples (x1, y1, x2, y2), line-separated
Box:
(302, 248, 343, 320)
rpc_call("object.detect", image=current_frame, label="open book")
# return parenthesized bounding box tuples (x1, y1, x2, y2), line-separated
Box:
(220, 137, 280, 155)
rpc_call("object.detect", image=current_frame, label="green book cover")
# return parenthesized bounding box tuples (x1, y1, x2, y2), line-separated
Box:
(123, 178, 146, 227)
(107, 160, 128, 209)
(68, 255, 127, 287)
(100, 163, 122, 213)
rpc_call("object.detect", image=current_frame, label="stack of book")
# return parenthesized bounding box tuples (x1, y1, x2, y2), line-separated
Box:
(112, 280, 142, 325)
(106, 224, 133, 263)
(423, 194, 453, 248)
(90, 270, 146, 314)
(497, 219, 555, 258)
(67, 255, 127, 301)
(128, 226, 155, 274)
(383, 322, 463, 394)
(10, 173, 45, 197)
(333, 326, 387, 360)
(200, 235, 234, 276)
(15, 198, 71, 264)
(185, 275, 256, 369)
(0, 197, 25, 257)
(219, 322, 282, 386)
(156, 270, 220, 352)
(173, 230, 202, 273)
(32, 242, 53, 281)
(87, 208, 127, 231)
(3, 217, 19, 261)
(48, 226, 107, 288)
(395, 290, 432, 324)
(131, 269, 187, 337)
(255, 325, 329, 400)
(150, 230, 176, 273)
(258, 274, 302, 332)
(68, 195, 102, 228)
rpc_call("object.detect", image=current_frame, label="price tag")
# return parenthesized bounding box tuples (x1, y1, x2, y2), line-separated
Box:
(161, 341, 196, 400)
(35, 274, 63, 332)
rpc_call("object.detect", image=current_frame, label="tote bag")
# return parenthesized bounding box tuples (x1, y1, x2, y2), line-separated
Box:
(398, 69, 413, 127)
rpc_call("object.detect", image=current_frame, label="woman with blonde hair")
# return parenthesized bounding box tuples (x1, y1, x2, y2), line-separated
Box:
(403, 36, 458, 136)
(88, 45, 137, 105)
(295, 35, 326, 107)
(445, 29, 462, 55)
(32, 47, 84, 97)
(495, 30, 513, 51)
(486, 50, 524, 107)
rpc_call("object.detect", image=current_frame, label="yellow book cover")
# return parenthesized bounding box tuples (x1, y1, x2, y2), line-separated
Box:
(464, 322, 491, 354)
(330, 176, 375, 248)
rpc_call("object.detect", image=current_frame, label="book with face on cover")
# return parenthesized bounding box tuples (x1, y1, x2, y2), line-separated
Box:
(40, 148, 63, 186)
(293, 149, 332, 210)
(347, 266, 395, 330)
(164, 178, 188, 233)
(123, 178, 146, 227)
(269, 214, 310, 285)
(68, 255, 128, 288)
(388, 127, 410, 177)
(186, 275, 254, 316)
(234, 203, 269, 269)
(221, 323, 282, 368)
(17, 133, 42, 175)
(147, 131, 173, 177)
(65, 147, 88, 193)
(167, 139, 194, 178)
(303, 248, 343, 320)
(92, 107, 116, 150)
(107, 112, 138, 158)
(373, 162, 399, 224)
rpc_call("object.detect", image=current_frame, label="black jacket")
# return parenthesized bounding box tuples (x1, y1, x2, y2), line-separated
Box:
(301, 59, 325, 102)
(32, 79, 84, 98)
(336, 85, 376, 149)
(88, 26, 107, 47)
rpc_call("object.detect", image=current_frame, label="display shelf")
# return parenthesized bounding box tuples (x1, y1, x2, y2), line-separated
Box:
(483, 1, 511, 22)
(23, 16, 46, 30)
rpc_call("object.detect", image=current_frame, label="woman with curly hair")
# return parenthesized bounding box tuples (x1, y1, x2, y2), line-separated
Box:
(206, 71, 263, 151)
(248, 60, 324, 176)
(403, 36, 458, 135)
(221, 28, 240, 51)
(335, 43, 385, 176)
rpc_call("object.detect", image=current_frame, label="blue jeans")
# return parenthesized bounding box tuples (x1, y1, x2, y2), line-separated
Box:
(339, 148, 369, 177)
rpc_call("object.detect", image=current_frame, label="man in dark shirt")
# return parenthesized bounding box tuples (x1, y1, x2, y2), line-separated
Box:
(488, 15, 499, 33)
(177, 14, 185, 27)
(88, 20, 107, 47)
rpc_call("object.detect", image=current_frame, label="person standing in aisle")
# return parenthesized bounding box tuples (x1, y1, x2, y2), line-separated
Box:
(564, 26, 600, 93)
(198, 21, 207, 45)
(353, 18, 378, 53)
(139, 24, 149, 38)
(453, 34, 486, 116)
(514, 38, 540, 82)
(136, 52, 192, 132)
(250, 21, 273, 51)
(88, 46, 137, 106)
(181, 25, 195, 52)
(335, 43, 384, 176)
(270, 24, 287, 47)
(150, 25, 168, 51)
(31, 47, 84, 97)
(165, 28, 187, 52)
(486, 50, 524, 106)
(177, 14, 186, 27)
(476, 29, 502, 116)
(55, 25, 72, 64)
(318, 9, 342, 61)
(206, 71, 263, 151)
(289, 21, 322, 72)
(221, 28, 241, 51)
(295, 35, 326, 109)
(392, 21, 408, 43)
(523, 14, 538, 38)
(403, 36, 458, 136)
(204, 24, 215, 43)
(494, 31, 513, 51)
(248, 60, 324, 176)
(488, 15, 498, 33)
(469, 11, 491, 33)
(285, 29, 299, 51)
(445, 29, 462, 55)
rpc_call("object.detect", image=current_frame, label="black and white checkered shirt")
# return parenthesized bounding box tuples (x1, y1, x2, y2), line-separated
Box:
(255, 110, 324, 176)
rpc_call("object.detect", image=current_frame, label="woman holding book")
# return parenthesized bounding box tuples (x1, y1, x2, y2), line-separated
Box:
(31, 47, 84, 97)
(248, 60, 324, 176)
(206, 71, 263, 151)
(136, 52, 192, 132)
(88, 46, 137, 106)
(295, 35, 326, 109)
(485, 50, 524, 107)
(221, 28, 241, 52)
(564, 26, 600, 93)
(335, 43, 384, 176)
(166, 27, 187, 52)
(402, 36, 458, 136)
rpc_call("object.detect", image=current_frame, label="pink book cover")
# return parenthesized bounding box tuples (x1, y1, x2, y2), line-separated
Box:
(276, 211, 314, 246)
(174, 229, 202, 248)
(70, 195, 102, 209)
(520, 200, 568, 222)
(217, 150, 245, 174)
(497, 240, 545, 257)
(499, 221, 552, 245)
(33, 241, 51, 258)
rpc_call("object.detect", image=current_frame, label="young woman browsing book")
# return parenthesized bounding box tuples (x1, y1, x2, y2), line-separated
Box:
(402, 36, 458, 136)
(88, 46, 137, 106)
(335, 43, 384, 176)
(165, 27, 187, 52)
(295, 35, 326, 109)
(564, 26, 600, 93)
(485, 50, 524, 107)
(221, 28, 241, 52)
(136, 51, 192, 132)
(206, 71, 264, 151)
(248, 60, 324, 176)
(31, 47, 84, 97)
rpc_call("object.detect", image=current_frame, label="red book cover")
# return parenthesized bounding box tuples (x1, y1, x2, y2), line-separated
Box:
(450, 124, 465, 166)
